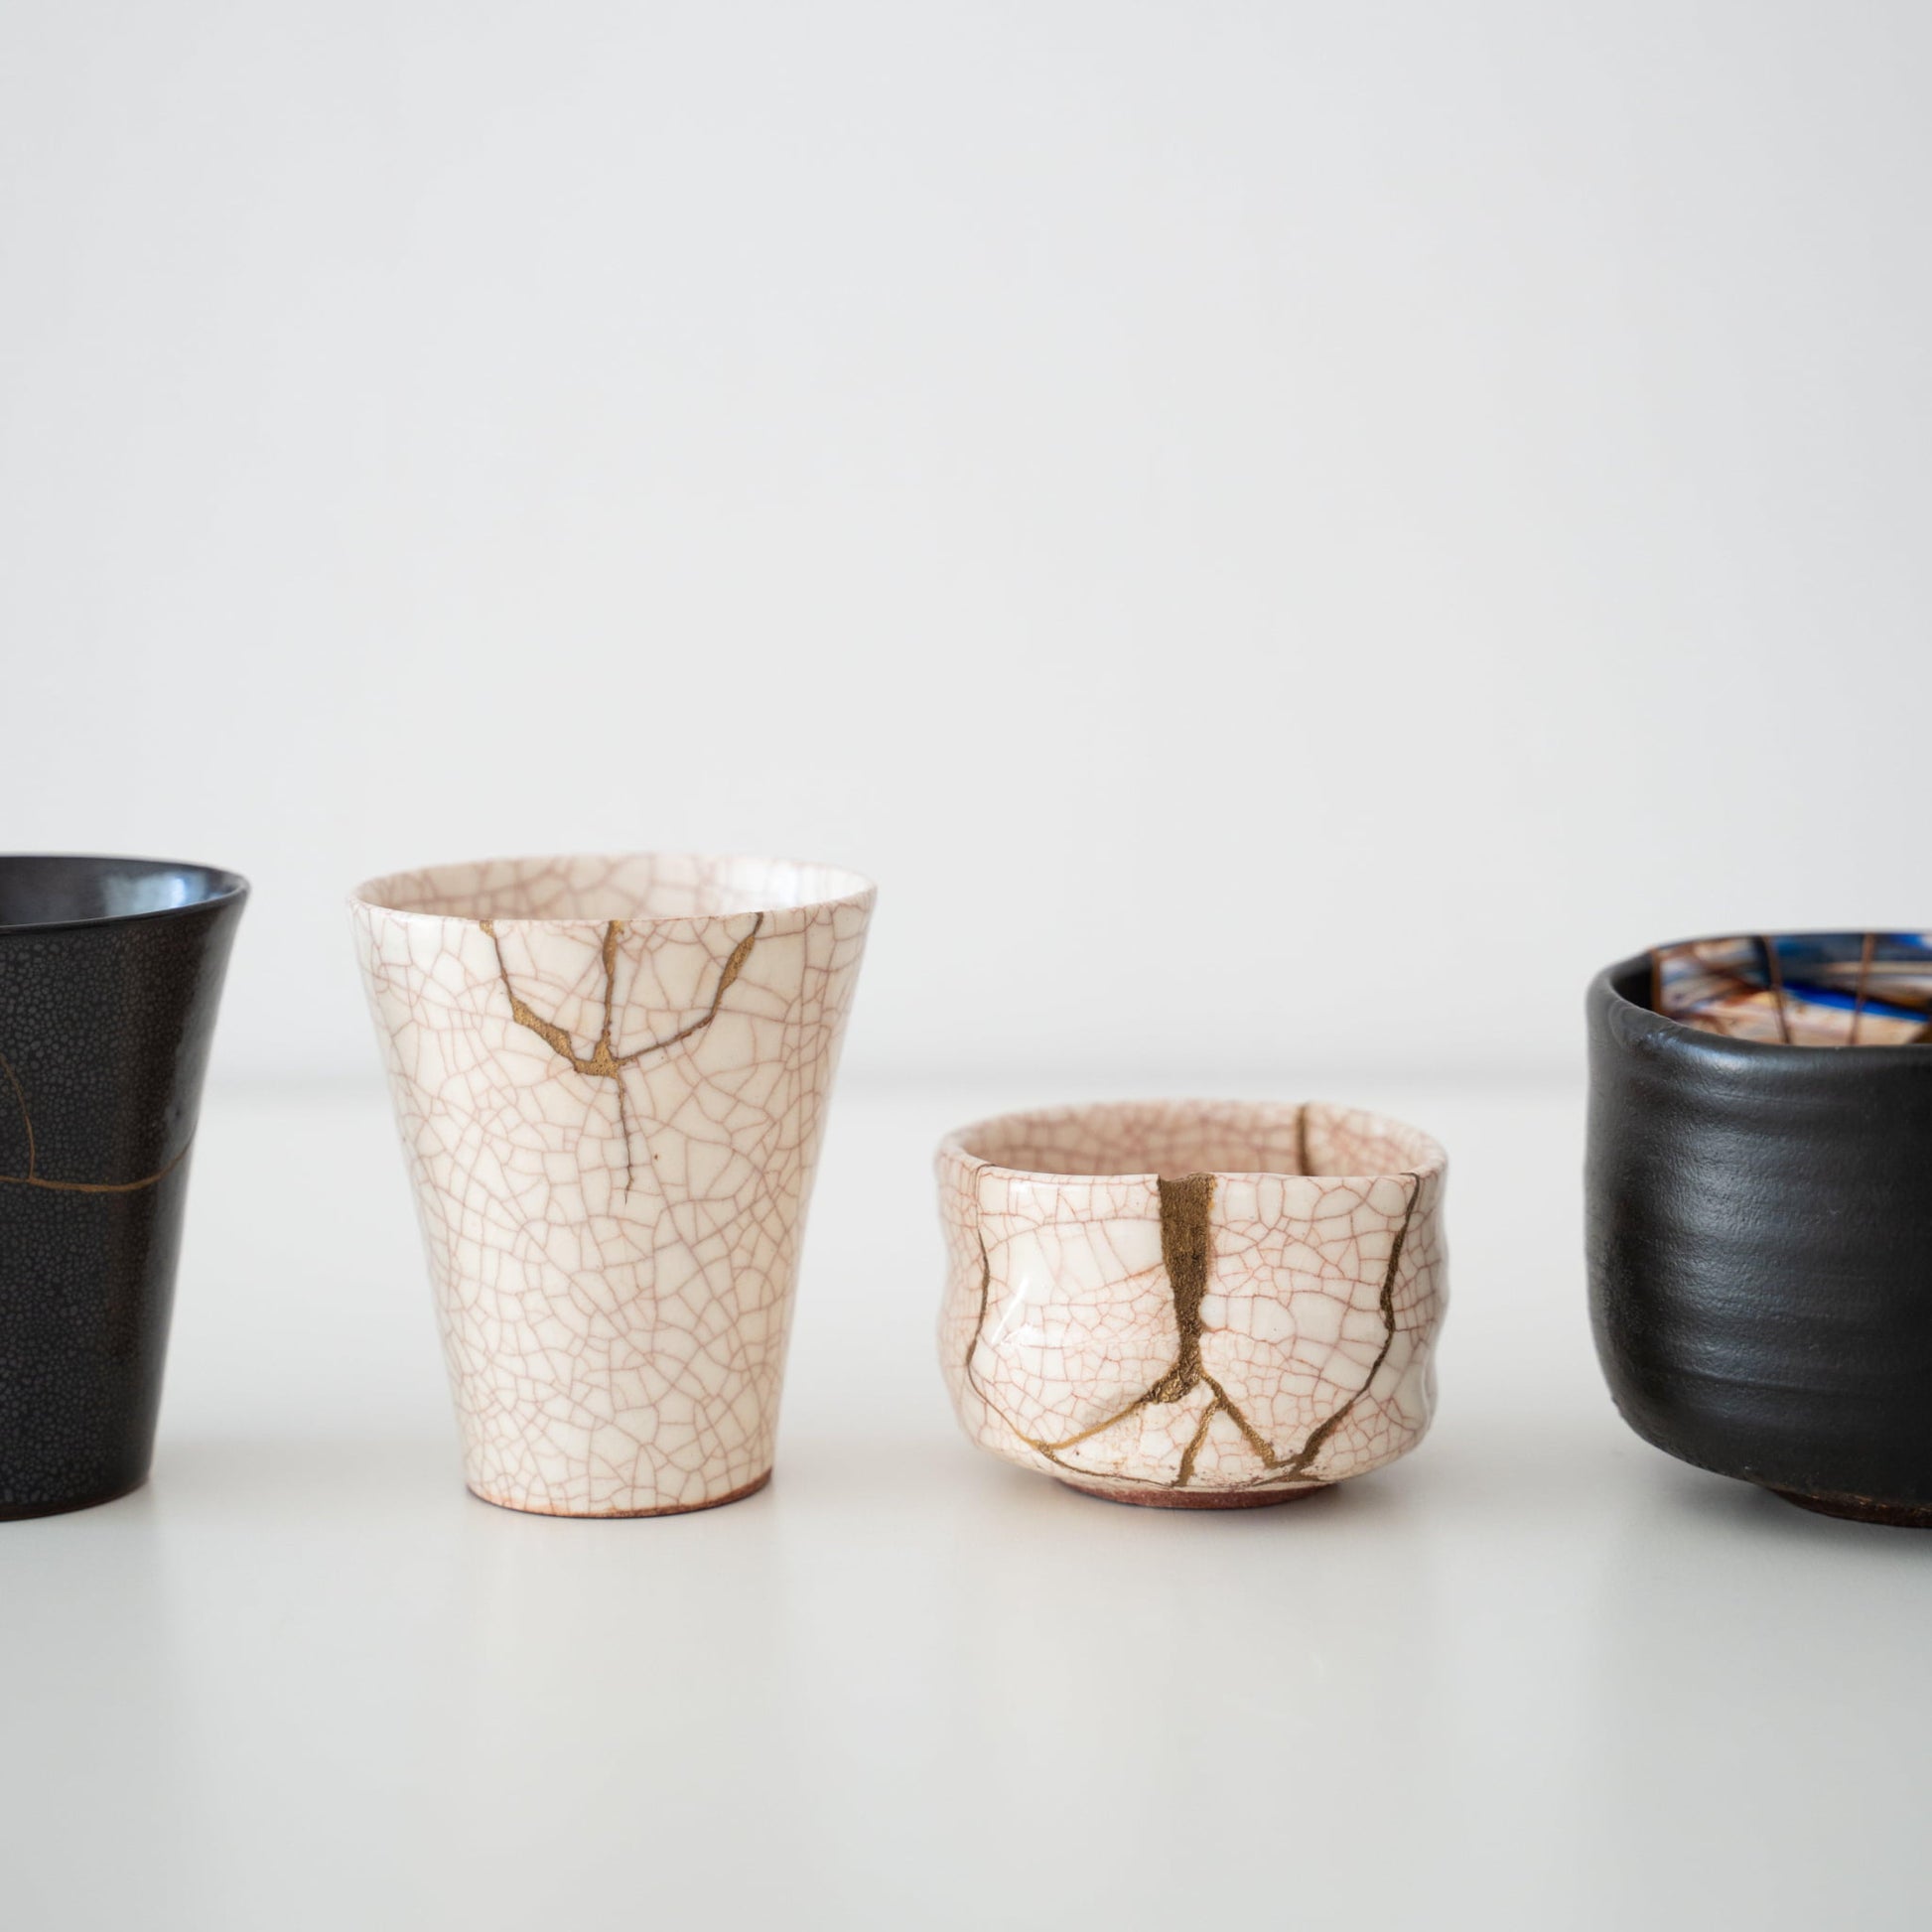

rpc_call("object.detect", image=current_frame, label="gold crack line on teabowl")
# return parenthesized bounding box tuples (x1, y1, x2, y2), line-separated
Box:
(477, 910, 764, 1191)
(1263, 1170, 1424, 1487)
(0, 1047, 193, 1194)
(966, 1171, 1282, 1489)
(1152, 1173, 1282, 1486)
(968, 1178, 1212, 1467)
(1174, 1398, 1223, 1487)
(963, 1228, 1084, 1474)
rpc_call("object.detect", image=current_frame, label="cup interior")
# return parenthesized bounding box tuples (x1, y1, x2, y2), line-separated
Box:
(1647, 931, 1932, 1046)
(0, 855, 246, 932)
(947, 1098, 1442, 1181)
(352, 852, 873, 923)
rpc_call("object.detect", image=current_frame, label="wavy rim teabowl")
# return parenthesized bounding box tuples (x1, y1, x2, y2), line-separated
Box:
(349, 853, 875, 1518)
(936, 1098, 1449, 1510)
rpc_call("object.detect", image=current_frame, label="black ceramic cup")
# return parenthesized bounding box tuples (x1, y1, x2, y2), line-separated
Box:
(0, 856, 246, 1518)
(1587, 935, 1932, 1527)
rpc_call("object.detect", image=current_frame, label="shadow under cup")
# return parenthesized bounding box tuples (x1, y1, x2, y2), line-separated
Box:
(0, 855, 247, 1519)
(348, 853, 875, 1519)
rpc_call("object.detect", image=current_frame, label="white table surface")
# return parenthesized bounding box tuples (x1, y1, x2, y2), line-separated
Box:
(4, 1075, 1926, 1931)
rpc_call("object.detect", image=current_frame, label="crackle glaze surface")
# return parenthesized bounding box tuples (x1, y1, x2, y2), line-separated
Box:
(350, 854, 873, 1517)
(937, 1100, 1448, 1505)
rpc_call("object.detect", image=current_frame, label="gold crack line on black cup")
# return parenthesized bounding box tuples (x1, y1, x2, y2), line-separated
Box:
(0, 1048, 193, 1194)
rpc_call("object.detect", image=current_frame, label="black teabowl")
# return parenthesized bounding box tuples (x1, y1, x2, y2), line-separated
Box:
(0, 855, 246, 1518)
(1587, 935, 1932, 1528)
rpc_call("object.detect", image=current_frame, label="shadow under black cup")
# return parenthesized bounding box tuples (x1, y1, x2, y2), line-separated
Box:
(1587, 944, 1932, 1527)
(0, 855, 247, 1518)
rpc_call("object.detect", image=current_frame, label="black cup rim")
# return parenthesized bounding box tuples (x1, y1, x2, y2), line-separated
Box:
(1595, 933, 1932, 1064)
(0, 854, 250, 937)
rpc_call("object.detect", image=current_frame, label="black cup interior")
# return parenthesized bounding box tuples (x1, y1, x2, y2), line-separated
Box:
(0, 856, 247, 932)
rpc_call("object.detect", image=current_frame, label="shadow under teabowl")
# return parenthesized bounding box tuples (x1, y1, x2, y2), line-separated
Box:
(1635, 1454, 1932, 1554)
(771, 1424, 1465, 1528)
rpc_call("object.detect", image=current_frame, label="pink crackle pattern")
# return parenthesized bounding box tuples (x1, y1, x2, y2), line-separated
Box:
(936, 1099, 1448, 1502)
(351, 854, 873, 1517)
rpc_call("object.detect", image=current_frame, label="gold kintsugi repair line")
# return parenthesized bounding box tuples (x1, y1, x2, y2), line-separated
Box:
(967, 1164, 1429, 1495)
(1265, 1170, 1423, 1485)
(0, 1048, 192, 1195)
(1850, 931, 1876, 1046)
(1174, 1401, 1219, 1488)
(480, 911, 763, 1193)
(1761, 934, 1793, 1045)
(965, 1171, 1280, 1489)
(962, 1230, 1085, 1474)
(481, 913, 761, 1077)
(1202, 1371, 1278, 1465)
(0, 1050, 36, 1178)
(0, 1141, 194, 1195)
(1145, 1173, 1213, 1401)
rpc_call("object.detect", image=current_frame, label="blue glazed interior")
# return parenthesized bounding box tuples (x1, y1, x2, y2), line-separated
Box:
(1652, 931, 1932, 1046)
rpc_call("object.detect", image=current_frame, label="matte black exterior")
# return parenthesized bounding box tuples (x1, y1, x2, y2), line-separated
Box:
(1587, 949, 1932, 1521)
(0, 857, 246, 1517)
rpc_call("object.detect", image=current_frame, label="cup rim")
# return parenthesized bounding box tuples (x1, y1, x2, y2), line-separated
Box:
(938, 1096, 1447, 1186)
(347, 850, 877, 926)
(1596, 936, 1932, 1059)
(0, 853, 249, 937)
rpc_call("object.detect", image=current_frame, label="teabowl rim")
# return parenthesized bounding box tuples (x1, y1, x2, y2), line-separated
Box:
(347, 851, 877, 928)
(938, 1096, 1448, 1189)
(0, 854, 250, 937)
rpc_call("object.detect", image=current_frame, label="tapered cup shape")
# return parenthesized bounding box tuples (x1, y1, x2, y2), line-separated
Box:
(349, 854, 874, 1517)
(0, 855, 247, 1518)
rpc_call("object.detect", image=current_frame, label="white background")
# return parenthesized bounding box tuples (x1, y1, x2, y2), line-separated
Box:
(6, 1, 1931, 1087)
(5, 10, 1932, 1931)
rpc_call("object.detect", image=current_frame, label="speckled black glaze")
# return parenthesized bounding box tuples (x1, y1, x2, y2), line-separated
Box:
(1587, 947, 1932, 1527)
(0, 857, 246, 1518)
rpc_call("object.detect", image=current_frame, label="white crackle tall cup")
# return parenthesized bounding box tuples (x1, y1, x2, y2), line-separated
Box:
(349, 853, 874, 1517)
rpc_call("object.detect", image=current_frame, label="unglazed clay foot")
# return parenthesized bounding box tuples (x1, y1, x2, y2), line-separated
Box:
(349, 853, 874, 1519)
(935, 1099, 1449, 1510)
(466, 1468, 773, 1520)
(1055, 1476, 1330, 1511)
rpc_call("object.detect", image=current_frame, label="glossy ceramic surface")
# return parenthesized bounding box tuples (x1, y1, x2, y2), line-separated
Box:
(937, 1099, 1449, 1508)
(0, 855, 247, 1517)
(349, 853, 874, 1518)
